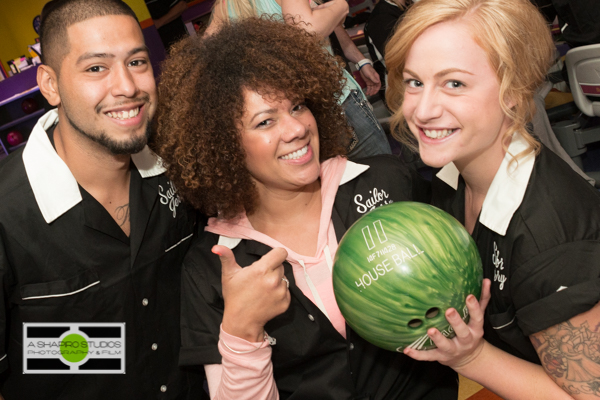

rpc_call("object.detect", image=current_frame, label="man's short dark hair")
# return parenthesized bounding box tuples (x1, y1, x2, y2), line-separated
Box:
(40, 0, 139, 72)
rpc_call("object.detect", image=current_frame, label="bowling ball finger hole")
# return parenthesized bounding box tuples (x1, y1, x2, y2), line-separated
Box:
(425, 307, 440, 319)
(408, 319, 423, 329)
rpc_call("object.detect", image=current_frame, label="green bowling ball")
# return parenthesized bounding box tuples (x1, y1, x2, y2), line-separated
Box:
(333, 202, 482, 352)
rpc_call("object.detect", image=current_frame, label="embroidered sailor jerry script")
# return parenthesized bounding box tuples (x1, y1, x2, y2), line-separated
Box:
(492, 242, 506, 290)
(159, 181, 181, 218)
(354, 187, 393, 213)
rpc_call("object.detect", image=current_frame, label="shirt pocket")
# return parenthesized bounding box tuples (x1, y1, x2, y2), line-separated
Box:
(159, 209, 196, 257)
(20, 269, 100, 302)
(164, 230, 194, 254)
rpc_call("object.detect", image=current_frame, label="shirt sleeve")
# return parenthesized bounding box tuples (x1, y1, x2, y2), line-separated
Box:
(512, 240, 600, 336)
(179, 231, 224, 366)
(0, 238, 8, 373)
(180, 232, 279, 399)
(204, 327, 278, 400)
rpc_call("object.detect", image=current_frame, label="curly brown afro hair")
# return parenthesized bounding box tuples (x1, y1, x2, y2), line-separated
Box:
(151, 17, 353, 219)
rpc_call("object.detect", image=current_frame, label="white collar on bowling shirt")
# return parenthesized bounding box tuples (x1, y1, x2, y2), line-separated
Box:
(22, 109, 166, 224)
(435, 133, 535, 236)
(217, 160, 370, 249)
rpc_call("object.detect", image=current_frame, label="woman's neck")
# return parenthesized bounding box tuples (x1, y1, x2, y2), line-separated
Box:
(462, 176, 491, 235)
(457, 134, 511, 234)
(247, 181, 323, 256)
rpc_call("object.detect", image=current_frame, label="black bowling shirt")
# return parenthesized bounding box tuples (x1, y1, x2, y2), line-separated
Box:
(432, 134, 600, 363)
(0, 110, 204, 399)
(180, 156, 458, 400)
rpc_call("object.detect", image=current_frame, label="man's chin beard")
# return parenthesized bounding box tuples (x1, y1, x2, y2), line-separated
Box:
(67, 114, 151, 155)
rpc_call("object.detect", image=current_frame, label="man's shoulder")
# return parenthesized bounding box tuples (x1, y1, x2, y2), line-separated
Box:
(0, 148, 31, 202)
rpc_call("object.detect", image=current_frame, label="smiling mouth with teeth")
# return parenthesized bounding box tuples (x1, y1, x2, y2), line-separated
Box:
(423, 128, 456, 139)
(106, 107, 140, 120)
(280, 145, 308, 160)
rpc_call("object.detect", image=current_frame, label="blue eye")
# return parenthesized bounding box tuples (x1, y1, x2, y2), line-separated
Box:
(445, 80, 464, 89)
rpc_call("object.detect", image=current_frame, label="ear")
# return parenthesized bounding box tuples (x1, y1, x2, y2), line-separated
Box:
(37, 64, 61, 107)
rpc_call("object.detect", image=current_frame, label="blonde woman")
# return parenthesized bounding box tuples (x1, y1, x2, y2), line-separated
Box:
(386, 0, 600, 398)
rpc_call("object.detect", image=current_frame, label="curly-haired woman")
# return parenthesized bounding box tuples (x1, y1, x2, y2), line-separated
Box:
(152, 17, 457, 400)
(385, 0, 600, 398)
(202, 0, 392, 161)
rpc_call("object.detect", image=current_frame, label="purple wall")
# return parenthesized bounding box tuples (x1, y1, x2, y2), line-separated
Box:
(0, 65, 40, 105)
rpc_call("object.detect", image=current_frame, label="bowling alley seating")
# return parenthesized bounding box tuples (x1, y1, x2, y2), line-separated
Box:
(551, 43, 600, 186)
(532, 79, 595, 185)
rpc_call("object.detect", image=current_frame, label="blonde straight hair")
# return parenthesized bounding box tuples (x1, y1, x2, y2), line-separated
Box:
(211, 0, 257, 21)
(385, 0, 554, 157)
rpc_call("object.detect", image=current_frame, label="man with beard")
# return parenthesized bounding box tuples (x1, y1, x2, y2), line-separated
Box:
(0, 1, 205, 399)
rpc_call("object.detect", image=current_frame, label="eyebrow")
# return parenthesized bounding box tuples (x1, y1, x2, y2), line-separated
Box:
(76, 46, 149, 65)
(404, 67, 474, 79)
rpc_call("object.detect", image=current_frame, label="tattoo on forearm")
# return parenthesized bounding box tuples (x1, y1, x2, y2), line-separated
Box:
(533, 320, 600, 396)
(115, 203, 130, 227)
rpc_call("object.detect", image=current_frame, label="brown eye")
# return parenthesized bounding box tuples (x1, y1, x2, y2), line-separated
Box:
(293, 104, 305, 111)
(256, 119, 272, 128)
(129, 59, 147, 67)
(87, 66, 105, 73)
